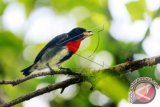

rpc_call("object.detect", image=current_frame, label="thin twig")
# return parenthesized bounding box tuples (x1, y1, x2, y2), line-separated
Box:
(0, 69, 81, 86)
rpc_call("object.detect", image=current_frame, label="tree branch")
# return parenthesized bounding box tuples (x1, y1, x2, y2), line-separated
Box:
(0, 69, 81, 86)
(0, 77, 84, 107)
(0, 56, 160, 107)
(105, 56, 160, 73)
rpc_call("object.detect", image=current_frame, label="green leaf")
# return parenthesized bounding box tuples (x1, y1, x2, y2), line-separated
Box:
(19, 0, 37, 16)
(51, 0, 102, 14)
(0, 0, 6, 15)
(126, 0, 146, 20)
(95, 71, 129, 103)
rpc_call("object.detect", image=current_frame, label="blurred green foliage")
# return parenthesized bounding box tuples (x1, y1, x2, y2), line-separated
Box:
(126, 0, 146, 20)
(0, 0, 159, 107)
(0, 0, 6, 15)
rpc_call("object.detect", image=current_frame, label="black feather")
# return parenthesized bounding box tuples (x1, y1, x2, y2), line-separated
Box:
(34, 33, 69, 63)
(21, 27, 87, 76)
(21, 64, 34, 76)
(34, 28, 86, 63)
(57, 52, 73, 64)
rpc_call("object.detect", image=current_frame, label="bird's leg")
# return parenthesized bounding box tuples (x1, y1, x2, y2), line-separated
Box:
(57, 65, 81, 75)
(58, 66, 72, 72)
(46, 63, 55, 75)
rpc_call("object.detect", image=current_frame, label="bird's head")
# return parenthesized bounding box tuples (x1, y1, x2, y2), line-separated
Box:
(68, 27, 93, 41)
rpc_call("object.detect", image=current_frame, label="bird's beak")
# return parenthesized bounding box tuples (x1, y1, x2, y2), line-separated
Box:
(83, 30, 93, 38)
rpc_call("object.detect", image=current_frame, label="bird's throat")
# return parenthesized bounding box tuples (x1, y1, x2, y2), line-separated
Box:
(66, 39, 82, 53)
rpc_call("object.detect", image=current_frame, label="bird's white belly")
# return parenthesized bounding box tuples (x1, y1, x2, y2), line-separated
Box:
(34, 48, 69, 70)
(47, 48, 69, 66)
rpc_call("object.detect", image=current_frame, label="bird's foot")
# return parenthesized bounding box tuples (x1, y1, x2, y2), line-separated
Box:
(50, 69, 55, 75)
(58, 66, 80, 75)
(47, 64, 55, 75)
(58, 66, 72, 72)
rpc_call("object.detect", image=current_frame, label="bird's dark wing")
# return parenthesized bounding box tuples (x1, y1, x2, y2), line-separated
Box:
(57, 52, 73, 64)
(34, 33, 69, 63)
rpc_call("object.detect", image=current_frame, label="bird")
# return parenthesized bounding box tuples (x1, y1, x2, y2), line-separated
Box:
(21, 27, 93, 76)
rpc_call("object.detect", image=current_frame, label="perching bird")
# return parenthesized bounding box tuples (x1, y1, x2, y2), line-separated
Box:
(21, 27, 93, 76)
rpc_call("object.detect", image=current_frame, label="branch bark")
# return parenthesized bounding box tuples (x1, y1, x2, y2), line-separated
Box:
(0, 77, 84, 107)
(105, 56, 160, 73)
(0, 56, 160, 107)
(0, 69, 80, 86)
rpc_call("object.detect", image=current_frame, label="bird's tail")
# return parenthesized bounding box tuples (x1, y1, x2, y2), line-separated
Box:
(21, 64, 34, 76)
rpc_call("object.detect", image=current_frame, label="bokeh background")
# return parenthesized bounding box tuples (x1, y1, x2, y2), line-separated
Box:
(0, 0, 160, 107)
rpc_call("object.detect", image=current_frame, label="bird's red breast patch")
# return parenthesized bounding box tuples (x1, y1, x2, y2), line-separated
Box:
(66, 39, 82, 53)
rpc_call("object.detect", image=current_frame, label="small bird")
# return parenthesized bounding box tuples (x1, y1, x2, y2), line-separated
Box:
(21, 27, 93, 76)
